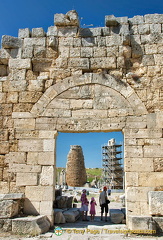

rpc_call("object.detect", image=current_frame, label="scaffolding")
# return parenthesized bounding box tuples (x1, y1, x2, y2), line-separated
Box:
(102, 138, 124, 189)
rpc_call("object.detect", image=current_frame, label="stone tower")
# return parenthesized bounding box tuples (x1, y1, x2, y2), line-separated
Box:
(66, 145, 87, 187)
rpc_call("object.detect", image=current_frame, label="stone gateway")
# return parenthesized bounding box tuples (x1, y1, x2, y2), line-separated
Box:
(0, 10, 163, 231)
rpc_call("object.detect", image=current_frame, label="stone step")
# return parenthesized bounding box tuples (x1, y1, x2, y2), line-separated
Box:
(12, 215, 50, 236)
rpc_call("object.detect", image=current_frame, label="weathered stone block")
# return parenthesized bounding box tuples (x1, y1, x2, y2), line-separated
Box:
(0, 193, 24, 200)
(32, 28, 46, 37)
(16, 172, 38, 186)
(24, 37, 46, 47)
(18, 140, 43, 152)
(14, 119, 35, 130)
(25, 186, 54, 201)
(0, 65, 7, 76)
(54, 10, 79, 27)
(5, 152, 26, 164)
(128, 215, 156, 232)
(18, 28, 31, 38)
(54, 210, 66, 224)
(0, 200, 19, 218)
(7, 92, 18, 103)
(9, 163, 41, 173)
(47, 26, 58, 36)
(40, 166, 54, 186)
(9, 59, 31, 69)
(2, 35, 22, 49)
(12, 215, 50, 236)
(63, 208, 80, 222)
(110, 209, 124, 223)
(148, 191, 163, 216)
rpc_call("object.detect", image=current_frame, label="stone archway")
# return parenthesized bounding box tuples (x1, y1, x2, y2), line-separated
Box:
(12, 72, 146, 224)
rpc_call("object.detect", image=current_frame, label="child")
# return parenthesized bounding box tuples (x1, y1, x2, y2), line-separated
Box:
(80, 189, 89, 221)
(89, 197, 97, 221)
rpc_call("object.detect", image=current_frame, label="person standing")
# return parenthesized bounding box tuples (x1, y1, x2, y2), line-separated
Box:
(99, 186, 109, 222)
(89, 197, 97, 221)
(80, 189, 89, 221)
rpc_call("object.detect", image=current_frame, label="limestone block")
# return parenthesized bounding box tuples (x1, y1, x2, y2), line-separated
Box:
(105, 15, 119, 27)
(144, 146, 163, 157)
(18, 28, 31, 38)
(126, 187, 155, 202)
(34, 46, 46, 58)
(124, 128, 162, 139)
(9, 163, 41, 173)
(91, 57, 116, 69)
(13, 103, 33, 112)
(63, 208, 80, 222)
(28, 79, 44, 91)
(43, 139, 55, 152)
(110, 209, 124, 224)
(18, 139, 43, 152)
(125, 172, 138, 187)
(22, 47, 33, 58)
(27, 152, 55, 166)
(0, 129, 8, 141)
(70, 99, 93, 109)
(128, 216, 156, 232)
(154, 54, 163, 65)
(59, 37, 73, 46)
(40, 166, 54, 186)
(2, 35, 22, 49)
(5, 152, 26, 164)
(0, 219, 12, 232)
(68, 58, 89, 69)
(106, 35, 122, 47)
(9, 59, 31, 69)
(93, 47, 106, 57)
(145, 44, 158, 54)
(150, 23, 162, 33)
(0, 200, 19, 218)
(16, 172, 38, 186)
(25, 186, 54, 201)
(148, 191, 163, 216)
(14, 119, 35, 130)
(125, 158, 154, 172)
(72, 109, 107, 119)
(0, 142, 9, 154)
(39, 130, 57, 139)
(69, 47, 80, 57)
(24, 38, 46, 47)
(32, 59, 52, 72)
(58, 27, 78, 37)
(125, 146, 143, 158)
(54, 10, 79, 27)
(19, 92, 42, 103)
(0, 193, 24, 200)
(47, 26, 58, 36)
(7, 92, 18, 103)
(12, 215, 50, 236)
(154, 158, 163, 172)
(138, 172, 163, 187)
(54, 210, 66, 224)
(144, 14, 163, 24)
(142, 55, 155, 66)
(8, 69, 26, 81)
(32, 28, 46, 37)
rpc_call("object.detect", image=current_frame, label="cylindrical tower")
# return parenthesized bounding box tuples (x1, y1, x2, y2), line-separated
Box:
(66, 145, 87, 187)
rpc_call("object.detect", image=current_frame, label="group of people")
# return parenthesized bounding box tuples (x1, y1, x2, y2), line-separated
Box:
(80, 186, 110, 222)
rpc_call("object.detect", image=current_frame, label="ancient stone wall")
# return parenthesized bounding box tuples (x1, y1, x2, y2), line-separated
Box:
(0, 10, 163, 227)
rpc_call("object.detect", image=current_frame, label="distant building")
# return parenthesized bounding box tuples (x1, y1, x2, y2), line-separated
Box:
(102, 138, 124, 189)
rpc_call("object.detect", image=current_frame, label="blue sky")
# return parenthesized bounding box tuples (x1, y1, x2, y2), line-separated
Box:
(0, 0, 163, 39)
(56, 132, 124, 168)
(0, 1, 162, 168)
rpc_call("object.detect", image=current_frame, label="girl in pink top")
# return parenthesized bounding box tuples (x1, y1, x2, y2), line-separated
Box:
(89, 197, 97, 221)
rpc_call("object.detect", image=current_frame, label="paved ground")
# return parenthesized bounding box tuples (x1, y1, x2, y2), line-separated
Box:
(0, 192, 162, 240)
